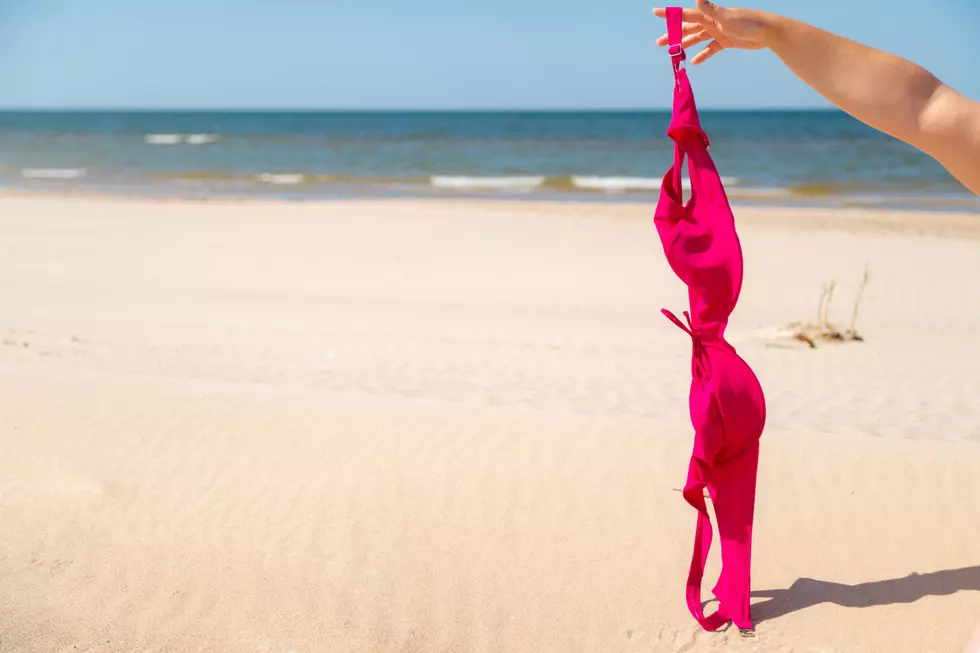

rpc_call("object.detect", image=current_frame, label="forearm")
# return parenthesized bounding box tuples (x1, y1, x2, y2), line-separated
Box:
(764, 15, 980, 194)
(765, 16, 938, 142)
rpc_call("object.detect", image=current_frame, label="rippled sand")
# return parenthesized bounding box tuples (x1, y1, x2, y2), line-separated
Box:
(1, 196, 978, 652)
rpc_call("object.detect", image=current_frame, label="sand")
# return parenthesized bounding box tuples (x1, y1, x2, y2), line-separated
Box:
(0, 195, 978, 652)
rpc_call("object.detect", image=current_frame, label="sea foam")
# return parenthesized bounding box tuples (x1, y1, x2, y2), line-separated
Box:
(430, 176, 545, 190)
(21, 168, 86, 179)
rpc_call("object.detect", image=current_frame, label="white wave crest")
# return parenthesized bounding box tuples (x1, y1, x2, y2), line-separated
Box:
(145, 133, 220, 145)
(571, 176, 662, 192)
(572, 176, 740, 193)
(145, 134, 183, 145)
(21, 168, 86, 179)
(257, 173, 306, 185)
(185, 134, 220, 145)
(430, 176, 545, 190)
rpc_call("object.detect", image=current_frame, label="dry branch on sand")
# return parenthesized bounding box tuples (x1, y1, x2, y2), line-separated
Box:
(768, 266, 870, 349)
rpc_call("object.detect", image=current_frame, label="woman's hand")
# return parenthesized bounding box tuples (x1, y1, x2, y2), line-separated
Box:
(652, 1, 777, 65)
(652, 1, 980, 195)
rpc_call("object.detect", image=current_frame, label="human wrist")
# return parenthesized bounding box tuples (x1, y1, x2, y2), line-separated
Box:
(758, 11, 789, 51)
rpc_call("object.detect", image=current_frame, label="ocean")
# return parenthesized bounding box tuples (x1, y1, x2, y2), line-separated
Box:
(1, 110, 977, 211)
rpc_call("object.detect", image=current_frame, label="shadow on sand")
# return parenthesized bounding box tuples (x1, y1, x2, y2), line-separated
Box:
(749, 565, 980, 623)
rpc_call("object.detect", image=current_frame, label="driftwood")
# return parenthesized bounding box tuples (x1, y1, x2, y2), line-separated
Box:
(768, 266, 870, 349)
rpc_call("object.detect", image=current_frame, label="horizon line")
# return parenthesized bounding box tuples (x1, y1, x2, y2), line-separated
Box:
(0, 106, 841, 113)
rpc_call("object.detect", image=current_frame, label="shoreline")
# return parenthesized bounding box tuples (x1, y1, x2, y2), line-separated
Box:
(2, 179, 979, 216)
(2, 190, 979, 239)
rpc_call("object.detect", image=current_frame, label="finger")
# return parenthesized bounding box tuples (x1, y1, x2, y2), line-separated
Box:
(691, 40, 725, 64)
(655, 22, 708, 46)
(681, 21, 706, 35)
(681, 30, 712, 49)
(653, 7, 706, 22)
(696, 0, 724, 17)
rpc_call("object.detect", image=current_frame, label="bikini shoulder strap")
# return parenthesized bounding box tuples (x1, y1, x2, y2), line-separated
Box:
(665, 6, 686, 73)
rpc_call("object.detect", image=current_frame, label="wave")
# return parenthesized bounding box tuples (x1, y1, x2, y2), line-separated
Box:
(152, 171, 316, 184)
(570, 176, 663, 192)
(144, 133, 220, 145)
(21, 168, 86, 179)
(21, 169, 959, 206)
(571, 176, 741, 192)
(152, 171, 241, 181)
(430, 176, 545, 190)
(145, 134, 182, 145)
(186, 134, 220, 145)
(152, 173, 743, 193)
(256, 173, 307, 185)
(428, 175, 742, 193)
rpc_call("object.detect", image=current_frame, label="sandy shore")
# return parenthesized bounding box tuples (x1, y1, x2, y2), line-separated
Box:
(1, 196, 978, 652)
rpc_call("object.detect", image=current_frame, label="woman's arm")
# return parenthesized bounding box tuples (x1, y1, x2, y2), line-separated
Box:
(653, 1, 980, 195)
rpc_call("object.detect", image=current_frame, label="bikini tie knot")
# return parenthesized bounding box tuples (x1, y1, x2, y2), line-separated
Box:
(662, 308, 714, 382)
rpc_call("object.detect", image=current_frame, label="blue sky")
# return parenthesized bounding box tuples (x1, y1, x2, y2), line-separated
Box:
(0, 0, 976, 110)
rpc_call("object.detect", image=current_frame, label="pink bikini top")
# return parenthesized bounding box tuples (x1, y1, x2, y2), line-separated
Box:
(654, 7, 745, 347)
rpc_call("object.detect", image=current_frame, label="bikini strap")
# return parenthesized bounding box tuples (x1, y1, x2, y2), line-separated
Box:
(665, 6, 686, 73)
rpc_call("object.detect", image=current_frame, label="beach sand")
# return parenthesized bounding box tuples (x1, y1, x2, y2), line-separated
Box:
(0, 196, 978, 652)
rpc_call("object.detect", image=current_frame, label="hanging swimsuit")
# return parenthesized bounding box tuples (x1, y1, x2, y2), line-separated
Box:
(654, 7, 767, 635)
